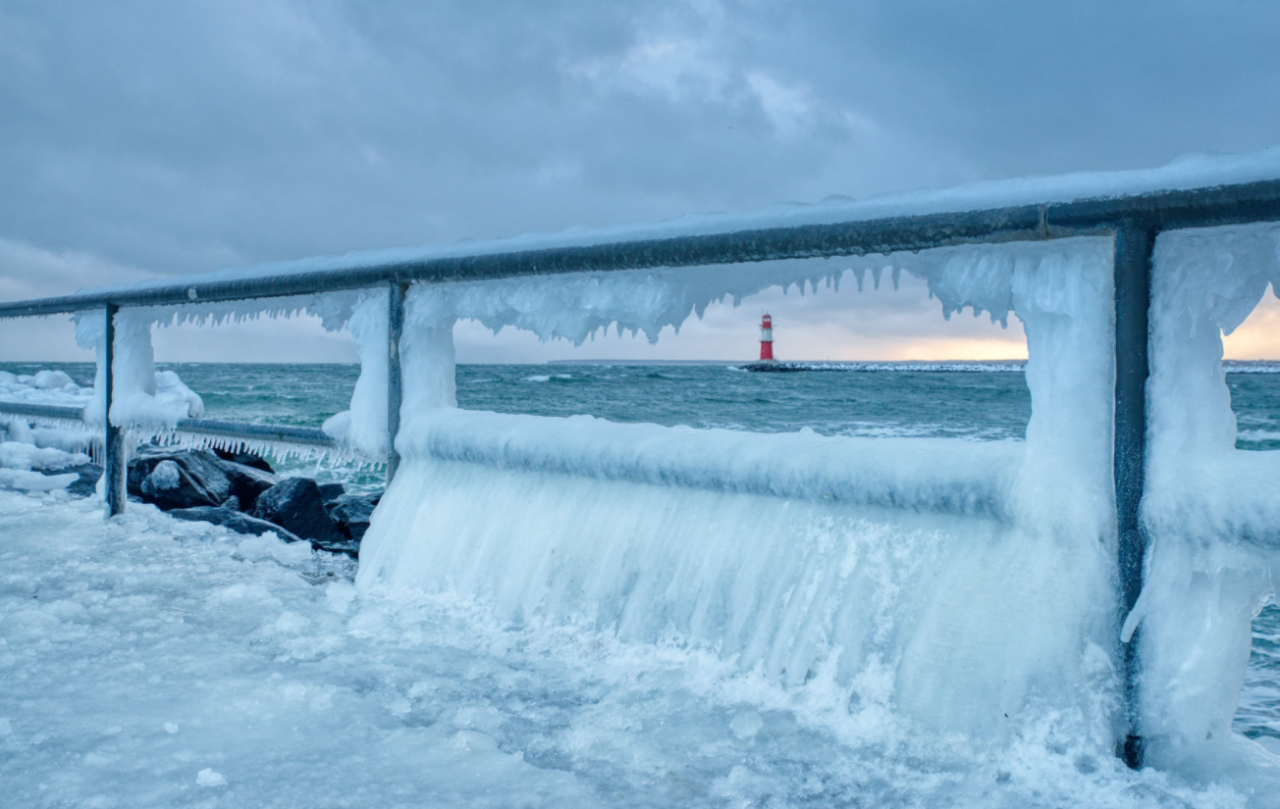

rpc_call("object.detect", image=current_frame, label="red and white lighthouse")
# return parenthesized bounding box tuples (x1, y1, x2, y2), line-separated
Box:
(759, 314, 774, 361)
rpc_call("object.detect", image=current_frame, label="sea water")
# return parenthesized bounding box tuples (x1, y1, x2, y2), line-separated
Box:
(3, 360, 1278, 804)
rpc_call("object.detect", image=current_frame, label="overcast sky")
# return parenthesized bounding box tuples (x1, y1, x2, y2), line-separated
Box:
(2, 0, 1280, 363)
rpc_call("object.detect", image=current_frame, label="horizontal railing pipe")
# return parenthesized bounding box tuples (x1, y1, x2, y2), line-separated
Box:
(0, 402, 336, 450)
(174, 418, 335, 448)
(0, 401, 89, 421)
(2, 180, 1280, 318)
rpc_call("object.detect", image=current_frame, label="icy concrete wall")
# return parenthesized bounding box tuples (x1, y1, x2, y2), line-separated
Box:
(357, 239, 1121, 752)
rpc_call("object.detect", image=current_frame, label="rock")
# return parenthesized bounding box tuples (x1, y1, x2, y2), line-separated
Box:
(213, 448, 273, 473)
(167, 506, 302, 542)
(327, 492, 381, 543)
(252, 477, 343, 544)
(220, 461, 279, 512)
(63, 463, 103, 498)
(220, 496, 241, 511)
(318, 482, 346, 505)
(133, 451, 232, 511)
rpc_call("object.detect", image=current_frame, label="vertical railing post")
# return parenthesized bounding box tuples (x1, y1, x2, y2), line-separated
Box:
(1113, 221, 1155, 769)
(103, 303, 127, 516)
(386, 280, 407, 485)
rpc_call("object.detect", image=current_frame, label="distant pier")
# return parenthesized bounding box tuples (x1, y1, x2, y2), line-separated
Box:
(740, 361, 1027, 373)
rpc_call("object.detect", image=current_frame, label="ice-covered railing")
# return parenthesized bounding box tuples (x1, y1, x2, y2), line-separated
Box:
(6, 149, 1280, 774)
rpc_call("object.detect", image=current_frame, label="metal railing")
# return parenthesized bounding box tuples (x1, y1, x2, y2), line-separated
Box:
(0, 400, 335, 458)
(4, 178, 1280, 768)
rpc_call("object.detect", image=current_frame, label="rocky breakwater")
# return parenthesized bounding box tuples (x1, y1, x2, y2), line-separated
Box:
(129, 447, 380, 557)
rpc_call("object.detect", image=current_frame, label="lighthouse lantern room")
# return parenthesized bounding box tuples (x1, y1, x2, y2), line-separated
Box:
(759, 314, 774, 361)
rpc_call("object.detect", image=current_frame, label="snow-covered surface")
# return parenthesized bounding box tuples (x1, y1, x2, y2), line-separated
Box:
(3, 491, 1274, 808)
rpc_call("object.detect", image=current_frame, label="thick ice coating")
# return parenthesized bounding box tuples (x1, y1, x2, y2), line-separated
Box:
(357, 238, 1128, 765)
(72, 310, 204, 429)
(1136, 223, 1280, 773)
(322, 289, 391, 456)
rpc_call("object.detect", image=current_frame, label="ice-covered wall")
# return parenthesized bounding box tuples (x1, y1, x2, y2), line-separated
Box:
(1139, 224, 1280, 770)
(357, 238, 1121, 752)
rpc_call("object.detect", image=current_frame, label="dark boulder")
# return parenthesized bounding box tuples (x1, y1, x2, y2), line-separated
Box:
(64, 463, 103, 498)
(327, 492, 381, 543)
(252, 477, 343, 545)
(168, 506, 302, 542)
(213, 448, 274, 473)
(318, 482, 346, 505)
(133, 452, 232, 511)
(220, 461, 280, 513)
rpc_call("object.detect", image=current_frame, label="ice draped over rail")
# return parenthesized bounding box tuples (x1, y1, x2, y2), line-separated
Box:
(354, 238, 1124, 748)
(1136, 224, 1280, 770)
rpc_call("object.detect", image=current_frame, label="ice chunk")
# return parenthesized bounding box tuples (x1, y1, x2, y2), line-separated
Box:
(33, 370, 74, 390)
(196, 768, 227, 787)
(0, 442, 90, 472)
(0, 468, 79, 491)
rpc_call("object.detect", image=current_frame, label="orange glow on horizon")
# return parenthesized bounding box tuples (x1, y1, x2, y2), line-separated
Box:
(1223, 291, 1280, 360)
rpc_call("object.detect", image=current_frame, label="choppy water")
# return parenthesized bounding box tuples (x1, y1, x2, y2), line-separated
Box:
(6, 360, 1279, 744)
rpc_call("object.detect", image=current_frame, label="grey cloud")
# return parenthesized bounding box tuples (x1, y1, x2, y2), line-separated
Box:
(0, 1, 1275, 360)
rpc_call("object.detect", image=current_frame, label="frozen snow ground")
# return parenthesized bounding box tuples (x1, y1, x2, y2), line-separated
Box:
(0, 490, 1268, 808)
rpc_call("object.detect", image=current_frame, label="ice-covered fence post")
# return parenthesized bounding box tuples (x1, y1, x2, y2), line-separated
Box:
(103, 302, 127, 516)
(386, 281, 406, 484)
(1113, 221, 1156, 769)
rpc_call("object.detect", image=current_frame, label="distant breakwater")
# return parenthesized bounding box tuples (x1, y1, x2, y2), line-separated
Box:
(740, 360, 1280, 373)
(740, 361, 1027, 373)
